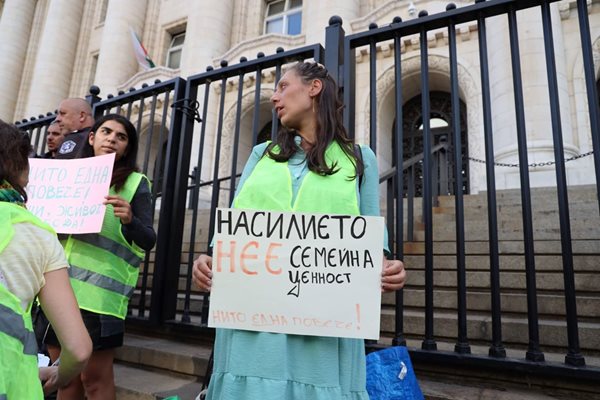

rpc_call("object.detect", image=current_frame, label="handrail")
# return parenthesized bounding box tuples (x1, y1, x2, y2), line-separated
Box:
(379, 142, 449, 183)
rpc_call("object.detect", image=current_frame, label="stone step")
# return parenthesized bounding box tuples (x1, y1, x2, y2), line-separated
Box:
(402, 254, 600, 271)
(382, 289, 599, 319)
(114, 363, 203, 400)
(436, 186, 598, 207)
(114, 334, 591, 400)
(379, 309, 600, 356)
(403, 269, 600, 292)
(402, 239, 600, 255)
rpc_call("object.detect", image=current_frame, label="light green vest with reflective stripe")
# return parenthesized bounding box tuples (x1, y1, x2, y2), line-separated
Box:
(234, 141, 360, 215)
(64, 172, 148, 319)
(0, 203, 49, 400)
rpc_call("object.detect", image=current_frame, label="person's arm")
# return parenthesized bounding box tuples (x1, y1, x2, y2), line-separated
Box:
(38, 268, 92, 393)
(358, 145, 406, 292)
(120, 179, 157, 251)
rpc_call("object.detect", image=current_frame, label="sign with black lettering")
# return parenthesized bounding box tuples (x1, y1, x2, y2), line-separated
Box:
(26, 153, 115, 233)
(209, 208, 384, 339)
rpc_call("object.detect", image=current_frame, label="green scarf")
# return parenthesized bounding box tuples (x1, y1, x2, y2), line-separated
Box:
(0, 180, 26, 208)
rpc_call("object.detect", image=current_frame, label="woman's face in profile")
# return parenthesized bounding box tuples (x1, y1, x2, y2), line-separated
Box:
(270, 70, 313, 129)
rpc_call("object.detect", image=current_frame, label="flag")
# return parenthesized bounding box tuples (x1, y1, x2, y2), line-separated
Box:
(130, 27, 155, 70)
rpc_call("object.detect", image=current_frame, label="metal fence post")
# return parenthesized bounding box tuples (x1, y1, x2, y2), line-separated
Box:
(324, 15, 345, 86)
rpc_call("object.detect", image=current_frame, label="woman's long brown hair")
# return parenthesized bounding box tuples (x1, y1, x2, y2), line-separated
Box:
(267, 62, 363, 180)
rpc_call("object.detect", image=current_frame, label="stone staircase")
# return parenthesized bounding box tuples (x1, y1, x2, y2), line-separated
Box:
(118, 185, 600, 399)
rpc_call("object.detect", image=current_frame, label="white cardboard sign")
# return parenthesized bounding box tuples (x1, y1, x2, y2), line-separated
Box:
(208, 208, 384, 339)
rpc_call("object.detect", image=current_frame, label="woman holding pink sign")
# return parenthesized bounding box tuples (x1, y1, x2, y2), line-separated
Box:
(44, 114, 156, 400)
(192, 62, 406, 399)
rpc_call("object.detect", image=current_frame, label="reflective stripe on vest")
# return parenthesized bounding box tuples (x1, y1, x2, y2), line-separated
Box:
(73, 233, 143, 266)
(0, 303, 37, 356)
(69, 265, 135, 298)
(234, 141, 360, 215)
(66, 172, 148, 319)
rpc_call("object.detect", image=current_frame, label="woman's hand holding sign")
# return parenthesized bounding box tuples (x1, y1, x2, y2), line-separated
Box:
(104, 195, 132, 225)
(381, 257, 406, 293)
(193, 252, 406, 294)
(193, 254, 213, 292)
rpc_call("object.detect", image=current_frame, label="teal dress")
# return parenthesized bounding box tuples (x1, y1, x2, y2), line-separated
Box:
(207, 138, 387, 400)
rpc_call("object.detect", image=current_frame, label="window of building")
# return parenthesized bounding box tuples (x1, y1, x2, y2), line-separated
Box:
(89, 54, 99, 89)
(98, 0, 108, 24)
(264, 0, 302, 36)
(166, 32, 185, 69)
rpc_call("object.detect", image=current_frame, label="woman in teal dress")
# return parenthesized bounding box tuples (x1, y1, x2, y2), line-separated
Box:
(192, 62, 406, 399)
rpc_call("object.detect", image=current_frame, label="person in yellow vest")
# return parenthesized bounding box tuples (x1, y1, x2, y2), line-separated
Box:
(191, 62, 406, 399)
(0, 120, 92, 399)
(44, 114, 157, 400)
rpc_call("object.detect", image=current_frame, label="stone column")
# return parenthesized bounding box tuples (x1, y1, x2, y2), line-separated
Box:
(304, 0, 359, 44)
(0, 0, 36, 121)
(181, 0, 234, 76)
(182, 0, 235, 185)
(489, 5, 574, 188)
(24, 0, 84, 117)
(94, 0, 148, 96)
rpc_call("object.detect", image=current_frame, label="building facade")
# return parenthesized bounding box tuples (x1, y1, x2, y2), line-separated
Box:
(0, 0, 598, 192)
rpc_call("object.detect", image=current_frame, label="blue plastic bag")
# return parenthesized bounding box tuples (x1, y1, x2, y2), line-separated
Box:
(366, 346, 424, 400)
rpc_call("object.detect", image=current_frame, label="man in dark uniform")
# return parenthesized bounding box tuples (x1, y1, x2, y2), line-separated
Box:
(54, 98, 95, 159)
(40, 121, 64, 159)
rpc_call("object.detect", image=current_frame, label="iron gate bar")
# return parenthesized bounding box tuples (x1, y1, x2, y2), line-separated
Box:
(251, 60, 264, 146)
(138, 89, 172, 318)
(324, 17, 344, 85)
(392, 20, 405, 347)
(207, 71, 230, 260)
(447, 5, 470, 355)
(342, 37, 356, 139)
(369, 29, 377, 154)
(270, 59, 282, 141)
(540, 1, 585, 367)
(182, 75, 213, 325)
(229, 66, 246, 206)
(409, 349, 600, 382)
(507, 5, 544, 363)
(184, 44, 324, 86)
(576, 0, 600, 211)
(141, 91, 159, 174)
(476, 3, 505, 359)
(344, 0, 562, 48)
(419, 19, 436, 352)
(153, 77, 190, 324)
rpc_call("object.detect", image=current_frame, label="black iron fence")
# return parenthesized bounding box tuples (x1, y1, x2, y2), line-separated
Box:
(15, 0, 600, 386)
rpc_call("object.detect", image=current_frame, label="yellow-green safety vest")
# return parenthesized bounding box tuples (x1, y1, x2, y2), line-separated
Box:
(233, 140, 360, 215)
(0, 202, 53, 400)
(63, 172, 149, 320)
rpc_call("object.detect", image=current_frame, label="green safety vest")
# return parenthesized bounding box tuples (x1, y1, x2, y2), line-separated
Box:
(0, 202, 52, 400)
(234, 140, 360, 215)
(64, 172, 148, 320)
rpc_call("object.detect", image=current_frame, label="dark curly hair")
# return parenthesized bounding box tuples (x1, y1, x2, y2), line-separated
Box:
(0, 119, 32, 200)
(268, 62, 363, 179)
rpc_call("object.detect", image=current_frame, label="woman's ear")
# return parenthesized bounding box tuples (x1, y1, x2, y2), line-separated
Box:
(309, 79, 323, 97)
(88, 131, 95, 146)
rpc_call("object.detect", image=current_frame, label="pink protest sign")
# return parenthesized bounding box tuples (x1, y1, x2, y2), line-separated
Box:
(26, 153, 115, 233)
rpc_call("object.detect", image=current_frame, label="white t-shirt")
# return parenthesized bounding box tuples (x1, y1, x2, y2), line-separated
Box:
(0, 222, 68, 310)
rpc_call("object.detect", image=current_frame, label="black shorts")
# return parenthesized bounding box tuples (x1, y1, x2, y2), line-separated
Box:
(43, 309, 124, 350)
